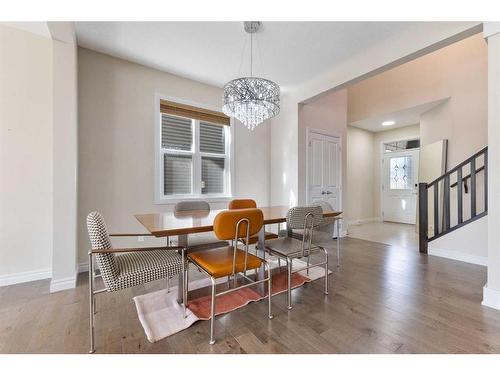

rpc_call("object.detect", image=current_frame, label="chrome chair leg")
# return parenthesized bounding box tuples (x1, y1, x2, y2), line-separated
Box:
(324, 248, 329, 295)
(267, 263, 273, 319)
(336, 219, 341, 268)
(287, 258, 293, 310)
(166, 276, 170, 293)
(88, 253, 95, 354)
(209, 277, 216, 345)
(182, 250, 186, 318)
(278, 258, 281, 271)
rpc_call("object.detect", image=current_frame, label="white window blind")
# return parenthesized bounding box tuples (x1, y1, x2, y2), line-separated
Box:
(162, 115, 192, 151)
(158, 105, 230, 200)
(201, 157, 225, 194)
(200, 121, 225, 154)
(164, 154, 192, 195)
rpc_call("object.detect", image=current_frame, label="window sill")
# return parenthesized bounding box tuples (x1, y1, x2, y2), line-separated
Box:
(154, 195, 233, 205)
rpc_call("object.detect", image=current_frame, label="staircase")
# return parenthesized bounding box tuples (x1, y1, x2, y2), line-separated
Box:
(419, 146, 488, 253)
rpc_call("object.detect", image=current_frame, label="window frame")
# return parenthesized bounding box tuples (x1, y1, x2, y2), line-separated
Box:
(154, 94, 234, 204)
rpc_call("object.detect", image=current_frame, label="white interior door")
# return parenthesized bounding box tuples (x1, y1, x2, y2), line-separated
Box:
(307, 131, 341, 211)
(382, 149, 419, 224)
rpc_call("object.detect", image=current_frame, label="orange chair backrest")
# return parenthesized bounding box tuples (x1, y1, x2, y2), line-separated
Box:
(228, 199, 257, 210)
(213, 208, 263, 241)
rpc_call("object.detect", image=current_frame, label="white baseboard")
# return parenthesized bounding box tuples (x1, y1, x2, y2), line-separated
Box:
(482, 285, 500, 310)
(346, 217, 382, 226)
(78, 262, 89, 273)
(428, 246, 487, 266)
(0, 268, 51, 287)
(50, 274, 77, 293)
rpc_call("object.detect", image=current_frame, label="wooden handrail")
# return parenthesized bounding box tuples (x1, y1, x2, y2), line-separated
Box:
(450, 165, 485, 191)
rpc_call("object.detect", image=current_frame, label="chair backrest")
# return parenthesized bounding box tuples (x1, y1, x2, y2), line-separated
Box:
(213, 208, 264, 275)
(312, 200, 335, 226)
(86, 212, 119, 290)
(312, 200, 334, 212)
(213, 208, 263, 241)
(286, 205, 324, 230)
(228, 199, 257, 210)
(174, 200, 210, 212)
(287, 206, 323, 257)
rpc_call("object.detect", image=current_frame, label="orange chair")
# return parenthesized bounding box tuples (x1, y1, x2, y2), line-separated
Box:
(228, 199, 278, 246)
(184, 208, 273, 344)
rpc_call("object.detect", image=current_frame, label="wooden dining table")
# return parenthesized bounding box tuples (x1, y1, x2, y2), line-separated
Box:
(135, 205, 342, 303)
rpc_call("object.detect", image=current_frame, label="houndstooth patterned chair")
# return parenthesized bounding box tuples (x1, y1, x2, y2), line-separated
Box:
(312, 200, 342, 267)
(86, 211, 184, 353)
(265, 205, 329, 310)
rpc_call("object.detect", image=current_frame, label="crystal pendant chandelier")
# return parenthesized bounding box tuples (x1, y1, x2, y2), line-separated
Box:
(222, 22, 280, 130)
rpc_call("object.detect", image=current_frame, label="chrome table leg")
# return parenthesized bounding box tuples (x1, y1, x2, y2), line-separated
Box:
(255, 227, 267, 296)
(177, 234, 188, 303)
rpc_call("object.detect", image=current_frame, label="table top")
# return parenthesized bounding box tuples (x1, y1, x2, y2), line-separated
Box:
(134, 205, 342, 237)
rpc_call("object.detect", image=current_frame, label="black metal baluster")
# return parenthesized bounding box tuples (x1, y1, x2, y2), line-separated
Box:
(444, 174, 450, 231)
(419, 183, 428, 254)
(434, 182, 439, 236)
(457, 168, 463, 224)
(471, 158, 476, 217)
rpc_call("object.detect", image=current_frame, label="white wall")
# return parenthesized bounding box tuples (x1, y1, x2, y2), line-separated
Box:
(298, 89, 348, 206)
(484, 25, 500, 309)
(429, 216, 488, 266)
(77, 48, 270, 265)
(0, 25, 53, 284)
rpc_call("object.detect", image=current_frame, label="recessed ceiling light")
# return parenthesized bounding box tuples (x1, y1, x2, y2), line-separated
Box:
(382, 120, 396, 126)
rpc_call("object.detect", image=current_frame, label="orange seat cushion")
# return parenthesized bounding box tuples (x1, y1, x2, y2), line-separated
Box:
(242, 231, 279, 245)
(188, 246, 262, 278)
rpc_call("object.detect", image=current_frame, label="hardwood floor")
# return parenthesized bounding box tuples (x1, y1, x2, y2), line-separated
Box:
(1, 236, 500, 354)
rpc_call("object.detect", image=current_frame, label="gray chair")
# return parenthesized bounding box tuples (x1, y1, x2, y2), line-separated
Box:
(313, 200, 342, 267)
(86, 211, 184, 353)
(173, 200, 229, 251)
(265, 206, 329, 310)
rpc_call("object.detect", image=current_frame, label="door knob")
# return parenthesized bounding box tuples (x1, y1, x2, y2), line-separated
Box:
(326, 191, 332, 194)
(321, 191, 326, 195)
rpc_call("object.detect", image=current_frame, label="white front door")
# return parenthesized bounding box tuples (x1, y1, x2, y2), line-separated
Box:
(382, 149, 419, 224)
(307, 131, 342, 211)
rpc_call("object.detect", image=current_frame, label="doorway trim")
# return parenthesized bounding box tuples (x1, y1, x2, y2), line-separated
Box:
(380, 136, 420, 221)
(305, 127, 343, 212)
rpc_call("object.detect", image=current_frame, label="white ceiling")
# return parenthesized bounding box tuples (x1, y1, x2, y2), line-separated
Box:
(74, 22, 435, 89)
(1, 22, 50, 38)
(349, 99, 449, 133)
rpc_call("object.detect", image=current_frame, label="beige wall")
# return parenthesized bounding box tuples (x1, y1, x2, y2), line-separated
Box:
(0, 26, 53, 282)
(297, 89, 348, 208)
(77, 48, 270, 264)
(346, 126, 374, 222)
(51, 28, 79, 291)
(346, 124, 420, 221)
(348, 33, 487, 169)
(271, 23, 479, 219)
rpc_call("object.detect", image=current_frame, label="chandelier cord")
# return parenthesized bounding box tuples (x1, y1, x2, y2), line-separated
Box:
(250, 31, 253, 77)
